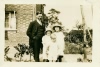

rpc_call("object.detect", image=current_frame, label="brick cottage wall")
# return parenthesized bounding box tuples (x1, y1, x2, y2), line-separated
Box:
(5, 4, 36, 46)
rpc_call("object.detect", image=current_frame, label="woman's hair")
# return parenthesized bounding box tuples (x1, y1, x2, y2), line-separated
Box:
(45, 30, 52, 35)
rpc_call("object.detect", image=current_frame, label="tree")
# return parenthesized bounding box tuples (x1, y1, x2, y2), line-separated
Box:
(47, 8, 60, 25)
(75, 20, 84, 30)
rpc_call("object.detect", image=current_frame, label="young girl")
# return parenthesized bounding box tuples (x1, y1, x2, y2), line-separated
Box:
(48, 34, 59, 62)
(42, 27, 52, 62)
(52, 23, 65, 62)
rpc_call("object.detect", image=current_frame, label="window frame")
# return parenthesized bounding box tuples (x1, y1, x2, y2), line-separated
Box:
(5, 11, 17, 31)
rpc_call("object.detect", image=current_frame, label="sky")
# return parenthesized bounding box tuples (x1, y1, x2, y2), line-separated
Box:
(44, 4, 92, 31)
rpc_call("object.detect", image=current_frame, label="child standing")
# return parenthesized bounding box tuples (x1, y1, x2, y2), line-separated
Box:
(42, 27, 52, 62)
(48, 34, 59, 62)
(52, 23, 65, 62)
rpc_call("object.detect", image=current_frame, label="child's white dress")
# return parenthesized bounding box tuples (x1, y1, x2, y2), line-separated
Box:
(42, 35, 51, 59)
(53, 32, 65, 56)
(48, 42, 59, 60)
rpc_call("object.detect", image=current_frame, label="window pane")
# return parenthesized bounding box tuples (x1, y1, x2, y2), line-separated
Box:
(5, 13, 9, 28)
(11, 13, 14, 18)
(5, 18, 9, 28)
(5, 11, 16, 29)
(5, 31, 8, 40)
(5, 13, 9, 17)
(10, 17, 16, 29)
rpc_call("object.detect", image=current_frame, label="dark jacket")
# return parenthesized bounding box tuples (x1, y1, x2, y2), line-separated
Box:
(26, 20, 45, 46)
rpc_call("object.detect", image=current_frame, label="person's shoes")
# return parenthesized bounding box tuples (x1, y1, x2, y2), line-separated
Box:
(46, 59, 49, 62)
(58, 56, 63, 62)
(35, 59, 40, 62)
(43, 59, 45, 62)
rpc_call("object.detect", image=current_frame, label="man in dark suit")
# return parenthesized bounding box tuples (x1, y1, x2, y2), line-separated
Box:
(26, 12, 45, 62)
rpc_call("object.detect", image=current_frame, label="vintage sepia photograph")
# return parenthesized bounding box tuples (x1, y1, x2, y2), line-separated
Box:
(4, 4, 92, 62)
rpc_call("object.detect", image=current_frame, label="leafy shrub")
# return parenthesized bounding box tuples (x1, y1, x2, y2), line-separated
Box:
(4, 46, 12, 62)
(14, 43, 33, 61)
(64, 30, 92, 44)
(64, 42, 83, 54)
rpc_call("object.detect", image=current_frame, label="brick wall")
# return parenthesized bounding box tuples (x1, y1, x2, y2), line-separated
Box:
(5, 4, 36, 46)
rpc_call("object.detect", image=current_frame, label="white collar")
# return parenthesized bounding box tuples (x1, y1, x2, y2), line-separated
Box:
(37, 19, 42, 25)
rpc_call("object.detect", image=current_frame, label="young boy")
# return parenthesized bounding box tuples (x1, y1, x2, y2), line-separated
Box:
(42, 27, 52, 62)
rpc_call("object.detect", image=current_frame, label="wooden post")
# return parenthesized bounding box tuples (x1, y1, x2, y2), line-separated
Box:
(87, 27, 92, 40)
(91, 4, 93, 18)
(80, 5, 87, 42)
(80, 5, 88, 62)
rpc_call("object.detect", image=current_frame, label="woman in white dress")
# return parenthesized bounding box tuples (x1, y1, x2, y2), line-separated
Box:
(52, 23, 65, 62)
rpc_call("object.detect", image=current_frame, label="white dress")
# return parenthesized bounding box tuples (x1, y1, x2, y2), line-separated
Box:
(53, 32, 65, 56)
(42, 35, 51, 59)
(48, 42, 59, 60)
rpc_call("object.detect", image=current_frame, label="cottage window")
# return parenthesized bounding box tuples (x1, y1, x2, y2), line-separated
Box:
(5, 11, 16, 30)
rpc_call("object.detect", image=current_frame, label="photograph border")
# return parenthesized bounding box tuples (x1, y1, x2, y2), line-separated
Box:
(0, 0, 100, 67)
